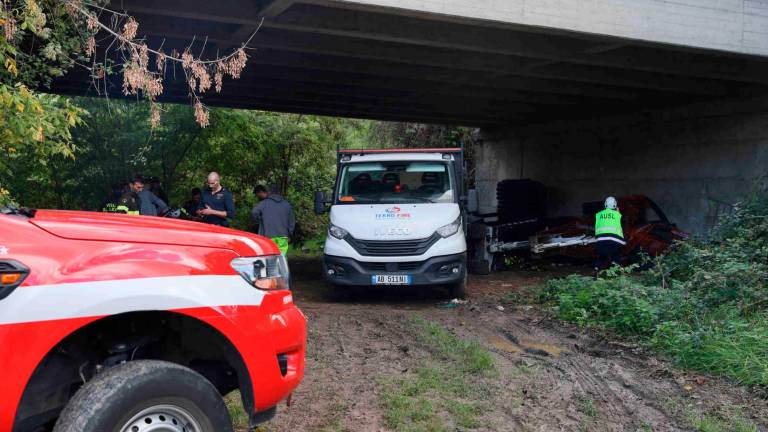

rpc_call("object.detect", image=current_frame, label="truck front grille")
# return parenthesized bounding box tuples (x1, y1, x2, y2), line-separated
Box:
(345, 234, 440, 257)
(363, 261, 425, 271)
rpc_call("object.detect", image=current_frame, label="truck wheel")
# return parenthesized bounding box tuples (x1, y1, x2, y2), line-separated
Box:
(448, 274, 467, 299)
(53, 360, 233, 432)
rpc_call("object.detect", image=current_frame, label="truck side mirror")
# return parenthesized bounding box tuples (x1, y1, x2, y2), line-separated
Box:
(314, 191, 328, 215)
(466, 189, 479, 214)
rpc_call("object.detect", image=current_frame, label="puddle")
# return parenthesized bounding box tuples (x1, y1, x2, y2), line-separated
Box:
(521, 342, 568, 357)
(494, 331, 569, 357)
(488, 336, 521, 353)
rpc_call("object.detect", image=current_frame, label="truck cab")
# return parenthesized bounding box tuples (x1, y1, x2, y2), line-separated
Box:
(0, 207, 305, 432)
(316, 149, 468, 298)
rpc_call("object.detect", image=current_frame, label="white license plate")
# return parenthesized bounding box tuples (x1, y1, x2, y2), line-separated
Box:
(371, 275, 412, 285)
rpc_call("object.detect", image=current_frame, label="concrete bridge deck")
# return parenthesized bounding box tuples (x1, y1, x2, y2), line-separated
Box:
(51, 0, 768, 126)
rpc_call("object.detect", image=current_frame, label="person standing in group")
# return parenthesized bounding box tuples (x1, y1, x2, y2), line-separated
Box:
(251, 185, 296, 256)
(137, 184, 168, 217)
(147, 176, 169, 204)
(594, 196, 625, 278)
(117, 175, 144, 215)
(100, 183, 128, 213)
(183, 187, 203, 221)
(198, 172, 235, 227)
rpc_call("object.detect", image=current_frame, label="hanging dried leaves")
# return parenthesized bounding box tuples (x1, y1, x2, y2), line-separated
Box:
(149, 103, 161, 129)
(46, 0, 263, 127)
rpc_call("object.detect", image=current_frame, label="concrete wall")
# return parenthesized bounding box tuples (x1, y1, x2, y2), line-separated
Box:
(339, 0, 768, 56)
(476, 96, 768, 235)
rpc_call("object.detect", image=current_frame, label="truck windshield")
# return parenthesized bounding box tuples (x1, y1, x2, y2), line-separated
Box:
(336, 161, 454, 204)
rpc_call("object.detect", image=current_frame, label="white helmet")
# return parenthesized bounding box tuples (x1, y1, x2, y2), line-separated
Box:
(604, 196, 618, 210)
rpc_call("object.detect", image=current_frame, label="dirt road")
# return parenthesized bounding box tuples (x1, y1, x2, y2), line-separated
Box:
(254, 258, 767, 432)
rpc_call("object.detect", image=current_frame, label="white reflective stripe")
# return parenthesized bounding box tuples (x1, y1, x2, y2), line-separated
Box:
(597, 237, 626, 245)
(595, 226, 623, 235)
(0, 275, 264, 325)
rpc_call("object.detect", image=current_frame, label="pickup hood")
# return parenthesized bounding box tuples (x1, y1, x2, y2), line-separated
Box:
(330, 203, 460, 240)
(30, 210, 276, 256)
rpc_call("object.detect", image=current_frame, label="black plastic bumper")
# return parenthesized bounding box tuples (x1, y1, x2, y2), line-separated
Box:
(323, 253, 466, 286)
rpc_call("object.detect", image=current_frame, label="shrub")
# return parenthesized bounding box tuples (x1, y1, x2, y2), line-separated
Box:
(544, 184, 768, 385)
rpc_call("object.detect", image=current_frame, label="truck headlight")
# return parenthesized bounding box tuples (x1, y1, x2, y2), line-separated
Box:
(231, 255, 290, 290)
(436, 217, 461, 238)
(329, 223, 349, 239)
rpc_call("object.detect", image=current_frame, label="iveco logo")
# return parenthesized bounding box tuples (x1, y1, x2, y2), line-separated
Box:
(374, 227, 411, 236)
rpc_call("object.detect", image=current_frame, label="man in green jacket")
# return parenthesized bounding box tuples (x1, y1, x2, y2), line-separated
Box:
(594, 196, 625, 277)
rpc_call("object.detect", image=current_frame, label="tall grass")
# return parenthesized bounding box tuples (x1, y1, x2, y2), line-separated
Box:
(379, 317, 496, 431)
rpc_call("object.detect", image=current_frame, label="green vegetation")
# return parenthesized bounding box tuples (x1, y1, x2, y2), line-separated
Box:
(380, 317, 495, 431)
(312, 400, 351, 432)
(1, 0, 89, 205)
(665, 397, 760, 432)
(543, 185, 768, 386)
(224, 390, 249, 430)
(688, 413, 759, 432)
(3, 93, 477, 246)
(574, 393, 597, 432)
(5, 98, 372, 241)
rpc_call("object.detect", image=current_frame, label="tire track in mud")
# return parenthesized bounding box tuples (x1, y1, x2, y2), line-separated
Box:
(430, 302, 766, 432)
(260, 259, 767, 432)
(266, 303, 419, 432)
(454, 308, 681, 431)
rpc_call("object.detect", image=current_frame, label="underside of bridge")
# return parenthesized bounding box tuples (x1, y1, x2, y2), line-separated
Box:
(49, 0, 768, 235)
(50, 0, 768, 127)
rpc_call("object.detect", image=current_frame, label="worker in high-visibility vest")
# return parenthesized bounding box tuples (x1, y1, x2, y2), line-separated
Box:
(594, 196, 625, 277)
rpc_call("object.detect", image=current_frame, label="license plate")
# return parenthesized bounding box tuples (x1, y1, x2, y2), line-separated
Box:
(371, 275, 412, 285)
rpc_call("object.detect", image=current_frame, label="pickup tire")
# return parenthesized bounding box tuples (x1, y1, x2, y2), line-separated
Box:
(53, 360, 233, 432)
(448, 273, 467, 299)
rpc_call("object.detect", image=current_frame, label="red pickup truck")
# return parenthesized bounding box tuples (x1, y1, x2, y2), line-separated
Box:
(0, 207, 306, 432)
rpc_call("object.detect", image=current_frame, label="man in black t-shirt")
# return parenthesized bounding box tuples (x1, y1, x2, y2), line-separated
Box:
(197, 172, 235, 227)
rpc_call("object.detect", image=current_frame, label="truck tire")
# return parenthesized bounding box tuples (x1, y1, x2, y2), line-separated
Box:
(53, 360, 233, 432)
(448, 273, 467, 299)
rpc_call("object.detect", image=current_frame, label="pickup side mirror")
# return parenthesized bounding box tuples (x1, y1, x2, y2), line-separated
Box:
(314, 191, 329, 215)
(466, 189, 479, 214)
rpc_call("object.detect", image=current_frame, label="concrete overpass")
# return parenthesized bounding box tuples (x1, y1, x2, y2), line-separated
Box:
(52, 0, 768, 233)
(52, 0, 768, 126)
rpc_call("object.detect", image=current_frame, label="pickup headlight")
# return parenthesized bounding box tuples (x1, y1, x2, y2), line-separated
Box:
(329, 223, 349, 239)
(436, 217, 462, 238)
(231, 255, 290, 290)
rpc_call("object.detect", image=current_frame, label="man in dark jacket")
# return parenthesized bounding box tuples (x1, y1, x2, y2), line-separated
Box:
(183, 188, 203, 221)
(117, 175, 144, 215)
(251, 185, 296, 256)
(137, 188, 168, 216)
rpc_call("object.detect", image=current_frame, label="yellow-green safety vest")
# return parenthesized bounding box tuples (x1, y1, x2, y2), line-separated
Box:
(595, 209, 624, 238)
(103, 203, 136, 215)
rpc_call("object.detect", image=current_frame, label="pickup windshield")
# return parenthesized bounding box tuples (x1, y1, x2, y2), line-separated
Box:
(336, 161, 454, 204)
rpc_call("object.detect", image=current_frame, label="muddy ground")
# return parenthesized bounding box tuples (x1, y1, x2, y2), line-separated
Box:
(248, 258, 767, 432)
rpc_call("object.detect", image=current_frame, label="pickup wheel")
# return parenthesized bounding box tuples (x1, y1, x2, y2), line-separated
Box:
(53, 360, 233, 432)
(448, 274, 467, 299)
